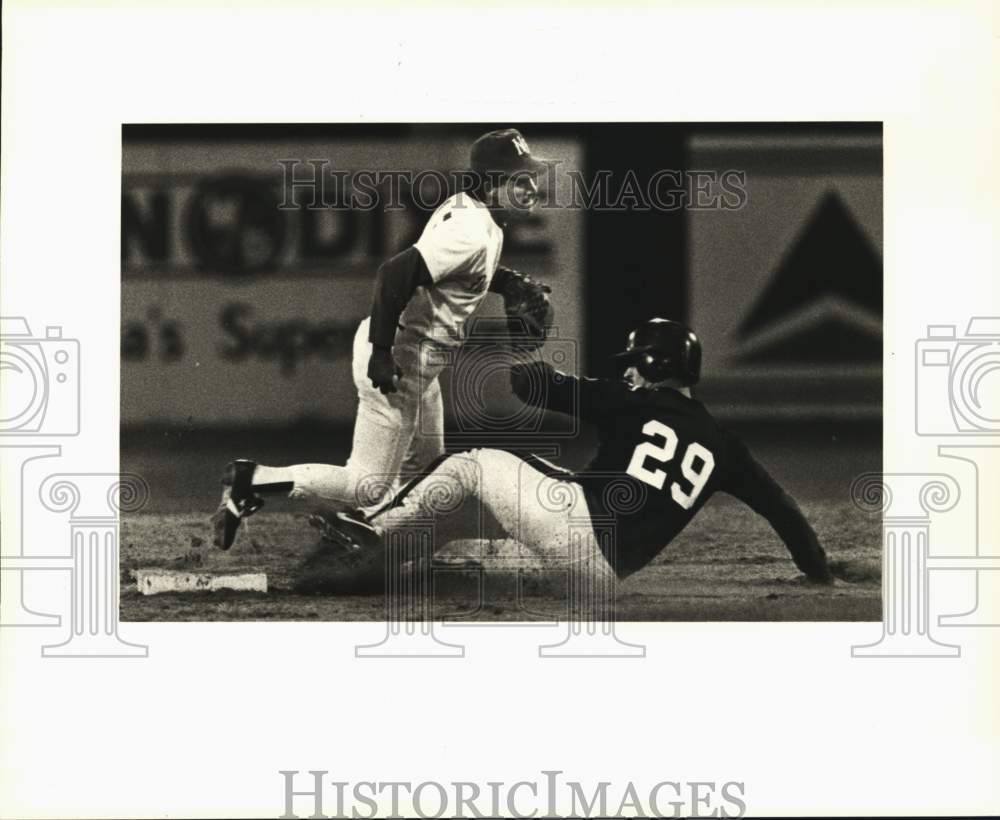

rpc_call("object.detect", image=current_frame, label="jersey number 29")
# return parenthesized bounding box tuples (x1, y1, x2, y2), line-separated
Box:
(625, 420, 715, 509)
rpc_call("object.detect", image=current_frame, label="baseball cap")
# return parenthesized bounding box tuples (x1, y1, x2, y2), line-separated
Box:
(470, 128, 549, 177)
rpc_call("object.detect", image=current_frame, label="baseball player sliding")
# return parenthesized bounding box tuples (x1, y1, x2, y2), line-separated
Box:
(213, 128, 554, 549)
(301, 319, 839, 598)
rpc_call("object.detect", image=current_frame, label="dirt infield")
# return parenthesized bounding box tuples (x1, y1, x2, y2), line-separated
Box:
(120, 424, 881, 622)
(120, 496, 880, 622)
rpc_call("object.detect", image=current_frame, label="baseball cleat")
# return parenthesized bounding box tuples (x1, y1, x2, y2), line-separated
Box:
(212, 459, 264, 550)
(308, 510, 381, 553)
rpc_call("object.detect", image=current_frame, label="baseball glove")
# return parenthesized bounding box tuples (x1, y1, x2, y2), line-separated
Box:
(497, 267, 554, 350)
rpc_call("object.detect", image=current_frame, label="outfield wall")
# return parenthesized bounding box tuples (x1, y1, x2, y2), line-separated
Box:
(122, 128, 584, 426)
(688, 127, 883, 421)
(121, 124, 882, 429)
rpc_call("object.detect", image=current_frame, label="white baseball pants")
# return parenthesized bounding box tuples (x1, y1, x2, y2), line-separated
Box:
(371, 448, 617, 614)
(254, 317, 447, 511)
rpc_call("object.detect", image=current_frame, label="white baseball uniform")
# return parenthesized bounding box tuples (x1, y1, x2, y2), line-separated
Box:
(255, 192, 504, 511)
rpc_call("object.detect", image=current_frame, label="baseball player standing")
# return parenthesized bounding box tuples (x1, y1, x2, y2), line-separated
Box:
(213, 129, 554, 549)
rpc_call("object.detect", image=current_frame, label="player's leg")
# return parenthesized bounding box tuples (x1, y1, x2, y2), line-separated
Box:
(246, 398, 410, 511)
(398, 374, 445, 484)
(313, 449, 615, 614)
(369, 449, 557, 539)
(502, 460, 617, 620)
(344, 326, 450, 505)
(252, 321, 449, 507)
(368, 449, 615, 613)
(374, 450, 609, 564)
(300, 444, 481, 572)
(211, 319, 412, 548)
(238, 319, 415, 510)
(366, 449, 484, 530)
(271, 395, 420, 521)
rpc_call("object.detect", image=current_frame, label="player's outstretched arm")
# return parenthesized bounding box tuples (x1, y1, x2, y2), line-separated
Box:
(366, 246, 433, 394)
(510, 360, 573, 413)
(721, 433, 834, 584)
(509, 360, 630, 421)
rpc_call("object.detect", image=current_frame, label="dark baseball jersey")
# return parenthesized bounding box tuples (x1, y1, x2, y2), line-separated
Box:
(510, 362, 830, 579)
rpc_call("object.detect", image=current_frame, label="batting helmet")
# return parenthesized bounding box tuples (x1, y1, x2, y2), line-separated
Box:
(610, 318, 702, 386)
